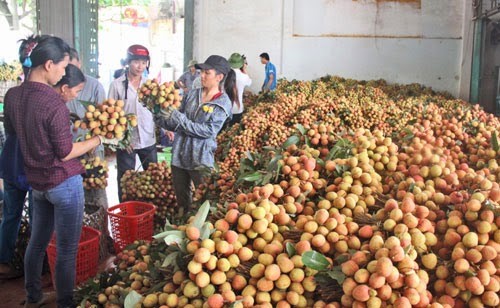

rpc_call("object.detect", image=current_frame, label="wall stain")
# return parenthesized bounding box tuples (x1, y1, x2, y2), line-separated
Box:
(292, 33, 462, 40)
(352, 0, 421, 9)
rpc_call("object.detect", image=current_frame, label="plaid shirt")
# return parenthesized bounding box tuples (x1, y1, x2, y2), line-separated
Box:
(4, 82, 84, 191)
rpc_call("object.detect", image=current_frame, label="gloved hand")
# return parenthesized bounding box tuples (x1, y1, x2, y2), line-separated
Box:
(158, 106, 175, 119)
(98, 135, 121, 146)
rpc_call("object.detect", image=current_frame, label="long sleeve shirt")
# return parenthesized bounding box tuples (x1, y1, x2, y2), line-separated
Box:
(155, 88, 232, 170)
(3, 82, 83, 191)
(108, 74, 156, 150)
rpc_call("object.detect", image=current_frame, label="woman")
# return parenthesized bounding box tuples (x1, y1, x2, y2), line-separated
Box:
(54, 63, 86, 102)
(227, 53, 252, 126)
(3, 35, 102, 308)
(0, 63, 85, 283)
(155, 55, 236, 214)
(108, 44, 157, 202)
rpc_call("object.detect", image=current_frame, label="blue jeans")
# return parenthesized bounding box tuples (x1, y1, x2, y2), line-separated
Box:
(0, 180, 32, 264)
(24, 175, 84, 308)
(116, 145, 157, 202)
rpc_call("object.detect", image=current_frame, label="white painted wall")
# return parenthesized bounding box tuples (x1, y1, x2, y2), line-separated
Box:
(194, 0, 469, 97)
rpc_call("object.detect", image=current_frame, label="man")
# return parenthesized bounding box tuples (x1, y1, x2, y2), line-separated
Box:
(259, 52, 277, 92)
(108, 44, 157, 202)
(176, 59, 200, 94)
(67, 48, 106, 119)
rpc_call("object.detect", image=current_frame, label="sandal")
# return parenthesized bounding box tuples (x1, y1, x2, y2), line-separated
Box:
(24, 291, 56, 308)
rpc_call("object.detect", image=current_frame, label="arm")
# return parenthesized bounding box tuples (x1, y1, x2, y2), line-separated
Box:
(170, 106, 228, 139)
(176, 73, 186, 89)
(3, 91, 15, 136)
(265, 74, 275, 90)
(154, 91, 190, 130)
(47, 105, 100, 161)
(61, 137, 101, 162)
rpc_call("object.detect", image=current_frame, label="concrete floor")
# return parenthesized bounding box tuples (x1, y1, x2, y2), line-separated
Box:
(0, 153, 122, 307)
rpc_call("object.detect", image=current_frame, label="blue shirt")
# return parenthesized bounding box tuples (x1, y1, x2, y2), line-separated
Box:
(263, 62, 277, 90)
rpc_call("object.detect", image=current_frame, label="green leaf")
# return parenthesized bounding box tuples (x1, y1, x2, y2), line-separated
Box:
(153, 230, 185, 241)
(78, 100, 96, 109)
(267, 155, 282, 173)
(262, 146, 278, 152)
(163, 233, 185, 245)
(286, 242, 296, 257)
(296, 124, 306, 135)
(282, 135, 300, 149)
(162, 251, 180, 268)
(192, 200, 211, 230)
(302, 250, 330, 271)
(334, 254, 349, 265)
(124, 290, 142, 308)
(246, 151, 255, 162)
(326, 268, 346, 284)
(492, 130, 499, 152)
(200, 222, 213, 240)
(262, 172, 273, 185)
(79, 296, 89, 308)
(240, 171, 263, 182)
(304, 136, 311, 147)
(313, 273, 333, 285)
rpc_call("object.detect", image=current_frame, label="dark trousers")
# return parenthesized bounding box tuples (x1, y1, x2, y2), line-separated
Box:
(116, 144, 157, 202)
(171, 165, 203, 212)
(0, 181, 32, 263)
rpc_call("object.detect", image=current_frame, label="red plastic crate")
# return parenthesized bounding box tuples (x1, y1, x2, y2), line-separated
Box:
(47, 226, 101, 286)
(107, 201, 156, 251)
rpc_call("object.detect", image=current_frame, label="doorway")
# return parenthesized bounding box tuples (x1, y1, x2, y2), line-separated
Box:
(97, 0, 186, 91)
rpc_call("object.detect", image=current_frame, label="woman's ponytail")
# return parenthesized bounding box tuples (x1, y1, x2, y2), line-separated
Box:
(224, 69, 238, 108)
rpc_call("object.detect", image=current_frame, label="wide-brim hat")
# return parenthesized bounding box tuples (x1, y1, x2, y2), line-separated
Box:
(195, 55, 231, 75)
(188, 59, 197, 67)
(228, 53, 244, 69)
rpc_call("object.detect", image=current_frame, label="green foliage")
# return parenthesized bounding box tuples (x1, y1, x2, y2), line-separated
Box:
(98, 0, 152, 8)
(301, 250, 330, 271)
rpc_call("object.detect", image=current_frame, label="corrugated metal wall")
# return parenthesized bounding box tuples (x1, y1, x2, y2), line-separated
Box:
(36, 0, 74, 44)
(74, 0, 99, 78)
(36, 0, 99, 78)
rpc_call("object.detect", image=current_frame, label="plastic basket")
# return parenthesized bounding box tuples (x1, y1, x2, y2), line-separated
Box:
(46, 226, 101, 286)
(157, 147, 172, 164)
(107, 201, 156, 251)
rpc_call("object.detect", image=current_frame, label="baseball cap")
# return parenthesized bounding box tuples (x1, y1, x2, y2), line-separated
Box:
(195, 55, 231, 75)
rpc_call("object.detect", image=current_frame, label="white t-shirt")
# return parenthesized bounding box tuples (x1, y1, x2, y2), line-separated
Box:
(232, 68, 252, 114)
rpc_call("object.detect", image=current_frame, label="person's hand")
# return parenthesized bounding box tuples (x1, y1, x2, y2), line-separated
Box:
(98, 135, 121, 146)
(159, 106, 175, 119)
(166, 130, 175, 141)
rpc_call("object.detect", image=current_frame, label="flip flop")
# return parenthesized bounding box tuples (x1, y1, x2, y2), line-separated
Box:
(23, 291, 56, 308)
(0, 267, 23, 280)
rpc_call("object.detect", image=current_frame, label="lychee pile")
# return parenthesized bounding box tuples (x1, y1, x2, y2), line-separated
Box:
(81, 156, 108, 190)
(77, 76, 499, 308)
(120, 161, 178, 230)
